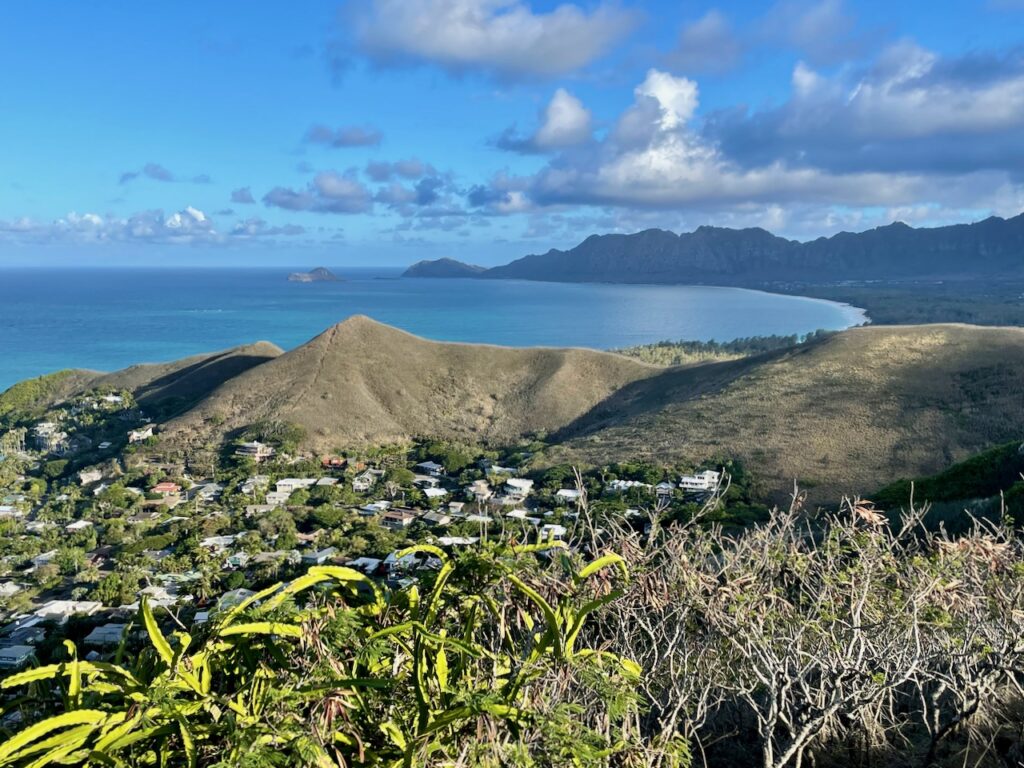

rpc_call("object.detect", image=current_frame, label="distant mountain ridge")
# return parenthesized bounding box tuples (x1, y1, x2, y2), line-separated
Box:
(405, 213, 1024, 285)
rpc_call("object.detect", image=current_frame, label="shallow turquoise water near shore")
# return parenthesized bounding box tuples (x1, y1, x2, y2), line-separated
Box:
(0, 267, 866, 391)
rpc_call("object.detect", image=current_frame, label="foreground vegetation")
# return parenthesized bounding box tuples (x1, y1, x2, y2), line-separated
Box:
(3, 485, 1024, 767)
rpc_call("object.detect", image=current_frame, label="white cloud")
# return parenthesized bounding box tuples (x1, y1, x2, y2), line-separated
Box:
(0, 207, 221, 245)
(345, 0, 637, 79)
(263, 171, 374, 214)
(476, 67, 1011, 215)
(495, 88, 593, 153)
(707, 42, 1024, 174)
(534, 89, 593, 148)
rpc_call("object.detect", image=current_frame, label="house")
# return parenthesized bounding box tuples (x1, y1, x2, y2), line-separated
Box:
(554, 489, 582, 504)
(447, 501, 465, 515)
(127, 425, 154, 444)
(507, 509, 541, 525)
(0, 646, 35, 670)
(191, 483, 224, 502)
(437, 536, 479, 547)
(380, 509, 418, 530)
(465, 514, 493, 524)
(359, 501, 391, 516)
(0, 583, 21, 598)
(235, 441, 276, 462)
(315, 477, 339, 487)
(539, 524, 568, 541)
(0, 506, 23, 519)
(421, 511, 451, 526)
(225, 552, 250, 569)
(199, 534, 237, 553)
(245, 504, 277, 517)
(504, 478, 534, 499)
(275, 478, 318, 494)
(34, 600, 103, 623)
(423, 487, 448, 500)
(78, 468, 103, 485)
(656, 482, 675, 498)
(265, 490, 291, 507)
(31, 422, 61, 450)
(352, 469, 384, 492)
(66, 520, 94, 533)
(240, 475, 270, 494)
(152, 482, 181, 497)
(415, 460, 445, 477)
(678, 470, 721, 493)
(31, 550, 58, 570)
(84, 623, 127, 647)
(607, 479, 652, 492)
(466, 480, 492, 501)
(301, 547, 338, 566)
(413, 474, 441, 489)
(321, 455, 347, 470)
(0, 625, 45, 647)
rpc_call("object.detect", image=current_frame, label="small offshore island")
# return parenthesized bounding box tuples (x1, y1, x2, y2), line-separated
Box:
(287, 266, 340, 283)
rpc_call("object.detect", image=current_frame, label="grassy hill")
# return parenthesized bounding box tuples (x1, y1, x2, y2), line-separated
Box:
(161, 315, 658, 451)
(12, 318, 1024, 503)
(0, 343, 282, 426)
(552, 324, 1024, 501)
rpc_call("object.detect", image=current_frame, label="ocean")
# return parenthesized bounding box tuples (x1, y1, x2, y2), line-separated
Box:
(0, 268, 867, 391)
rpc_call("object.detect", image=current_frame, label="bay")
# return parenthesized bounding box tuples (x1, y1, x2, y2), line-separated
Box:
(0, 267, 866, 390)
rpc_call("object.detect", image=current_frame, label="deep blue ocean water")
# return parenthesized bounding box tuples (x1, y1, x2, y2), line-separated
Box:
(0, 268, 867, 391)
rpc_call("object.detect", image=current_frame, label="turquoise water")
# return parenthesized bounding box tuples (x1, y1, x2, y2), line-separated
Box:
(0, 268, 866, 390)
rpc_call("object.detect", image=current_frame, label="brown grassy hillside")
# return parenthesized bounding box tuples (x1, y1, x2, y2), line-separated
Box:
(91, 342, 283, 413)
(161, 316, 658, 451)
(552, 324, 1024, 501)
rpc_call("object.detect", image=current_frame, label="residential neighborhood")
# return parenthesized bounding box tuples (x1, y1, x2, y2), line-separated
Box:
(0, 385, 743, 671)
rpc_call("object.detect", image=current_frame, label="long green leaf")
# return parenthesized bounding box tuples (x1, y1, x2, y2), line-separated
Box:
(140, 596, 174, 668)
(0, 710, 111, 763)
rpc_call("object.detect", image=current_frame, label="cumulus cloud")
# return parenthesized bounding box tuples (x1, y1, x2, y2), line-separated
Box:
(663, 10, 743, 75)
(0, 206, 220, 245)
(0, 206, 317, 246)
(305, 123, 383, 148)
(705, 42, 1024, 174)
(231, 187, 256, 204)
(470, 68, 937, 214)
(365, 158, 435, 181)
(495, 88, 593, 153)
(263, 171, 374, 214)
(230, 218, 306, 237)
(341, 0, 638, 79)
(119, 163, 211, 185)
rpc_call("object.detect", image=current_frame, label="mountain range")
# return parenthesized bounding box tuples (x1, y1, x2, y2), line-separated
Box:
(403, 213, 1024, 285)
(15, 317, 1024, 502)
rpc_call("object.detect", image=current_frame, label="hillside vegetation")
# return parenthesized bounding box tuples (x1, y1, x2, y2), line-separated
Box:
(613, 331, 833, 367)
(555, 324, 1024, 501)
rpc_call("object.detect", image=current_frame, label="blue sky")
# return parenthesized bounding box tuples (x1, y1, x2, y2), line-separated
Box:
(2, 0, 1023, 266)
